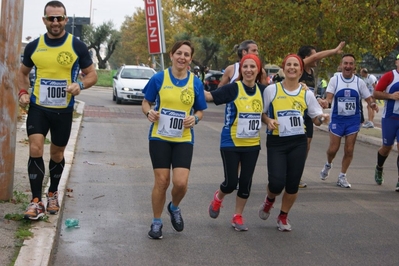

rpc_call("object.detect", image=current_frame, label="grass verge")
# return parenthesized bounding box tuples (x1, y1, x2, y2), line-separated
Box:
(96, 69, 116, 87)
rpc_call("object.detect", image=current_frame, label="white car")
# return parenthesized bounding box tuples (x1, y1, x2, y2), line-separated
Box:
(112, 65, 156, 104)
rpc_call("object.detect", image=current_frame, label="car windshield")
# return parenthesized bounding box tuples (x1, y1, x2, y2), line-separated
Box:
(121, 69, 155, 79)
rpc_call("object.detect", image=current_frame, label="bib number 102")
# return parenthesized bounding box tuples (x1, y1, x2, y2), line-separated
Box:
(169, 117, 183, 129)
(248, 120, 260, 130)
(47, 87, 66, 98)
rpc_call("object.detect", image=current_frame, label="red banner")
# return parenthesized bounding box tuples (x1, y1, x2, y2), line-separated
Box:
(145, 0, 162, 54)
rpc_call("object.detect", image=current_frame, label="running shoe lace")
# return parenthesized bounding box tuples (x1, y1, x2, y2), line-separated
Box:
(48, 194, 58, 209)
(171, 209, 182, 224)
(26, 202, 38, 212)
(152, 222, 162, 232)
(279, 214, 288, 225)
(233, 214, 244, 225)
(211, 199, 222, 211)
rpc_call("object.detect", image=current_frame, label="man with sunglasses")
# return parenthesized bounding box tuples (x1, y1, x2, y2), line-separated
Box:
(17, 1, 97, 220)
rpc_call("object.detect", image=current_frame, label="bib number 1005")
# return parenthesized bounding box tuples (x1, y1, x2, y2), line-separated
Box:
(169, 117, 183, 129)
(47, 87, 66, 98)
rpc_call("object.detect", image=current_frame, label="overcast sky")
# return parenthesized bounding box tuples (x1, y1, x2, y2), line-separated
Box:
(21, 0, 145, 39)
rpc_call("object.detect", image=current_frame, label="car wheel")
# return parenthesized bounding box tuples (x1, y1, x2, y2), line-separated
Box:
(113, 89, 116, 101)
(116, 92, 122, 104)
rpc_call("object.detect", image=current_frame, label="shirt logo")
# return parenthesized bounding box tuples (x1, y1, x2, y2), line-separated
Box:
(57, 51, 74, 65)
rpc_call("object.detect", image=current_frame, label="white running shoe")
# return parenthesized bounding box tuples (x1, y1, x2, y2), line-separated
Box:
(362, 121, 374, 128)
(337, 175, 351, 188)
(320, 163, 332, 180)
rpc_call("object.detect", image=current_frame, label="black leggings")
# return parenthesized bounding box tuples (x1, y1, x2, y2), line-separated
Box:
(266, 135, 307, 195)
(219, 149, 260, 199)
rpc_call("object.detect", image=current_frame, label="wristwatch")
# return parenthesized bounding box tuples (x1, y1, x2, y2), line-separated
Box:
(78, 81, 85, 90)
(194, 115, 199, 125)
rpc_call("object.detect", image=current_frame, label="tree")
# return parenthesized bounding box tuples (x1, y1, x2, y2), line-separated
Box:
(82, 21, 120, 69)
(112, 0, 193, 69)
(174, 0, 399, 74)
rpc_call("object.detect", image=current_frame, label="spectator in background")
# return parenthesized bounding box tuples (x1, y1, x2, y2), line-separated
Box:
(272, 69, 285, 83)
(360, 68, 378, 128)
(193, 66, 201, 78)
(318, 78, 328, 98)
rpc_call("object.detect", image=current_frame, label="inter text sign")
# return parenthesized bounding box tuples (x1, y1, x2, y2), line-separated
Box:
(145, 0, 163, 54)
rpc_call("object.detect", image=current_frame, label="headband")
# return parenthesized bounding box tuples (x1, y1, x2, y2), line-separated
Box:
(282, 54, 304, 71)
(240, 54, 261, 71)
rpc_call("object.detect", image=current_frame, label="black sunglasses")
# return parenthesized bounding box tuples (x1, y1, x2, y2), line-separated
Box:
(44, 15, 66, 22)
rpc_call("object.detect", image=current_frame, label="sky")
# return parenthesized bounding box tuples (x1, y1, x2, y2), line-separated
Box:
(21, 0, 145, 39)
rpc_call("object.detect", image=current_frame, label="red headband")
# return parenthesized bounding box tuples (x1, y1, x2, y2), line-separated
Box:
(282, 54, 304, 71)
(240, 54, 261, 71)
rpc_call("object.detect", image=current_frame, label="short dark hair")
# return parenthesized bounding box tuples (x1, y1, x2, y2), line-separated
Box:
(44, 1, 67, 15)
(235, 40, 257, 59)
(170, 40, 194, 57)
(341, 53, 356, 61)
(297, 45, 316, 59)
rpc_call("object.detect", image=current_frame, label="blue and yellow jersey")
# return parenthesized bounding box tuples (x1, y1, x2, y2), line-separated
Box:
(30, 34, 80, 109)
(144, 68, 207, 143)
(220, 81, 263, 148)
(268, 82, 307, 136)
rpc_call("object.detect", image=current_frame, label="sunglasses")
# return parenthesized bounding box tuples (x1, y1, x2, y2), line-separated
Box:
(43, 15, 66, 22)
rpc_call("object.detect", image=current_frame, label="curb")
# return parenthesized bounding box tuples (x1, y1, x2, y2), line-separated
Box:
(14, 100, 85, 266)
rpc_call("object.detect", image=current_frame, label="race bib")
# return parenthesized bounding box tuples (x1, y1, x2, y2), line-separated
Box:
(157, 108, 186, 138)
(236, 112, 261, 138)
(277, 110, 304, 137)
(39, 79, 67, 106)
(337, 97, 356, 116)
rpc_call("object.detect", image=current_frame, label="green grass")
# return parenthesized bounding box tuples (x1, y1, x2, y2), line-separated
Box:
(96, 69, 116, 87)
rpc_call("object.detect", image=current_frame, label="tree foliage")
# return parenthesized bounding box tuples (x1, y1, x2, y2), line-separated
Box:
(174, 0, 399, 73)
(82, 21, 120, 69)
(112, 0, 193, 69)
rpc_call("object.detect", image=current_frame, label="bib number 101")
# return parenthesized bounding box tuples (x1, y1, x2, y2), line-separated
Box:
(289, 117, 302, 127)
(169, 117, 183, 130)
(47, 87, 66, 98)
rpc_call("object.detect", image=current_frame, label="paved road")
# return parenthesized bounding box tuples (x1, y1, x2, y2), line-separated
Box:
(48, 87, 399, 266)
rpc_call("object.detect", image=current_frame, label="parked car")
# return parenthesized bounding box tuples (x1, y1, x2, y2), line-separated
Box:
(112, 65, 156, 104)
(204, 70, 223, 92)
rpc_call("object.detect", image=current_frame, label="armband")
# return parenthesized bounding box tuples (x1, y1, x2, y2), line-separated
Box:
(18, 89, 29, 98)
(194, 115, 199, 125)
(78, 81, 85, 90)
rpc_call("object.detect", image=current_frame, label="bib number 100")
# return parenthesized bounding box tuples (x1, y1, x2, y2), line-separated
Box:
(47, 87, 66, 98)
(169, 117, 183, 129)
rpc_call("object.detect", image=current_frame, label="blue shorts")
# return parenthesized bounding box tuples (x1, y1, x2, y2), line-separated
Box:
(381, 117, 399, 146)
(329, 120, 360, 137)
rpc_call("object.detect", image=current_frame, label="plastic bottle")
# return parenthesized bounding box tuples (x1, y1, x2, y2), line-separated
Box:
(65, 218, 80, 228)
